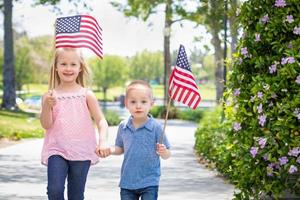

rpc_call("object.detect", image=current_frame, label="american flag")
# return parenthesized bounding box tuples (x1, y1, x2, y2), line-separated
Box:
(55, 15, 103, 59)
(168, 45, 201, 109)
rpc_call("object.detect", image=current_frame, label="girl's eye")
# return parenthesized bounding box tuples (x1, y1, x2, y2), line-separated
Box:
(130, 100, 136, 104)
(142, 101, 147, 104)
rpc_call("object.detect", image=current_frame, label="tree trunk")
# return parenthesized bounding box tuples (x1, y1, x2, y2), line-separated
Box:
(229, 0, 238, 56)
(1, 0, 16, 110)
(163, 0, 172, 106)
(211, 29, 224, 103)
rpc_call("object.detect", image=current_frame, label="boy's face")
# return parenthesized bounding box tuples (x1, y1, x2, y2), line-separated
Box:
(125, 85, 154, 120)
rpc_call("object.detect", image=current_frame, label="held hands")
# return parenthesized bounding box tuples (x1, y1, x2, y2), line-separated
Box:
(95, 141, 111, 158)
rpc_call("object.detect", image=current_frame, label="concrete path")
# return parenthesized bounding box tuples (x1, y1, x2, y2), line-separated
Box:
(0, 120, 236, 200)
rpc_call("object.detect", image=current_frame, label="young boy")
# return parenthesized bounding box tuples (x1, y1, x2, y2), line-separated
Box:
(109, 80, 171, 200)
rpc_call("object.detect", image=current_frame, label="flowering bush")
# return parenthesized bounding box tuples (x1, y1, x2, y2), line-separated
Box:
(224, 0, 300, 198)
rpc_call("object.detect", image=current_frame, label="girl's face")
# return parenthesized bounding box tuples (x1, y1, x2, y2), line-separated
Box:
(56, 50, 82, 84)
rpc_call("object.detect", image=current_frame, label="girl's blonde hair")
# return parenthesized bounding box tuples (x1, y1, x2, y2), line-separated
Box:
(48, 48, 90, 89)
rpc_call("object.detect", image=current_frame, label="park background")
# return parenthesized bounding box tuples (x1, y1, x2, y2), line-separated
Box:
(0, 0, 299, 199)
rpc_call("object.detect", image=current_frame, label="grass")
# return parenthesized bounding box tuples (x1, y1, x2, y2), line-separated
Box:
(0, 110, 44, 140)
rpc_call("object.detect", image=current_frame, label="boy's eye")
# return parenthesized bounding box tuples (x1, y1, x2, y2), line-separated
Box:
(130, 100, 136, 104)
(142, 100, 147, 104)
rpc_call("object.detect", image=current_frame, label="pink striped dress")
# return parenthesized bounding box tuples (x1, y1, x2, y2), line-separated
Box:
(41, 88, 98, 165)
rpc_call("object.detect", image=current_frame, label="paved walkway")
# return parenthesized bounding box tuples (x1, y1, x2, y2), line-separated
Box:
(0, 120, 236, 200)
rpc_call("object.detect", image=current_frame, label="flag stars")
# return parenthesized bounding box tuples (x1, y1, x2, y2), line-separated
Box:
(56, 16, 81, 34)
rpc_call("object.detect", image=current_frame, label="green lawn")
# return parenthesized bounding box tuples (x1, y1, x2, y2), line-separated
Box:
(20, 83, 216, 101)
(0, 110, 44, 140)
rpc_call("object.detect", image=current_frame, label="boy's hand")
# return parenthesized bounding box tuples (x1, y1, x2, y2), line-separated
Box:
(156, 143, 171, 159)
(156, 143, 167, 156)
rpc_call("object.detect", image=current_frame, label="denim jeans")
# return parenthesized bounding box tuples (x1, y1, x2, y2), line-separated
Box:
(47, 155, 91, 200)
(120, 186, 159, 200)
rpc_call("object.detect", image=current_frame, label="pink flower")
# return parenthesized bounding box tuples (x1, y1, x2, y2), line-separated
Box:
(278, 156, 288, 165)
(258, 114, 266, 126)
(296, 75, 300, 84)
(255, 33, 261, 42)
(261, 14, 269, 24)
(257, 92, 263, 99)
(234, 88, 240, 96)
(233, 122, 242, 132)
(241, 47, 248, 55)
(275, 0, 286, 7)
(289, 165, 298, 174)
(286, 15, 294, 23)
(293, 27, 300, 35)
(269, 64, 277, 74)
(288, 147, 300, 157)
(258, 137, 267, 149)
(257, 103, 263, 113)
(250, 147, 258, 158)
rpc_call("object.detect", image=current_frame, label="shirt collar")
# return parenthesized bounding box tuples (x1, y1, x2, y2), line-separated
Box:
(123, 114, 154, 131)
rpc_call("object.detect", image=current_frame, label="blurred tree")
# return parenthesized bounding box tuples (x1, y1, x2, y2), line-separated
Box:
(111, 0, 198, 105)
(129, 50, 163, 84)
(176, 0, 240, 102)
(0, 0, 89, 109)
(89, 55, 128, 107)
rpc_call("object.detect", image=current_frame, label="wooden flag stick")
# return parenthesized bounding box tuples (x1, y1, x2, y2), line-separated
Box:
(159, 98, 172, 144)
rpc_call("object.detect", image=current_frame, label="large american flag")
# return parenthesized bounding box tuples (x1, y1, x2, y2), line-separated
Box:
(168, 45, 201, 109)
(55, 15, 103, 59)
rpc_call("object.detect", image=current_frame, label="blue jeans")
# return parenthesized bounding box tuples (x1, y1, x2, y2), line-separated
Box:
(120, 186, 159, 200)
(47, 155, 91, 200)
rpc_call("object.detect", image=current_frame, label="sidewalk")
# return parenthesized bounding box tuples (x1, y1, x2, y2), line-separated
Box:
(0, 120, 235, 200)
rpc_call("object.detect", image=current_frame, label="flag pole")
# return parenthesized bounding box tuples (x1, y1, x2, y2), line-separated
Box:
(159, 97, 172, 144)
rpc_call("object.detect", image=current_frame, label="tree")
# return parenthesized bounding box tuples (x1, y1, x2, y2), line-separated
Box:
(0, 0, 89, 109)
(111, 0, 195, 105)
(129, 50, 163, 84)
(89, 55, 128, 107)
(1, 0, 16, 109)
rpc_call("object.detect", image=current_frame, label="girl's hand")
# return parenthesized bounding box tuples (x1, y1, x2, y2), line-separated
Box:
(43, 90, 57, 109)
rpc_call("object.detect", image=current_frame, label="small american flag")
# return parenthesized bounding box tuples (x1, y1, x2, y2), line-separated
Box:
(168, 45, 201, 109)
(55, 15, 103, 59)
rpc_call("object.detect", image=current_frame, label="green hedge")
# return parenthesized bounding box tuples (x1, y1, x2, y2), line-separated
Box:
(150, 105, 204, 122)
(196, 1, 300, 199)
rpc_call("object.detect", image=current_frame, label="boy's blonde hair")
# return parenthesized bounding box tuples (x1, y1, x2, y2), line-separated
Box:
(48, 48, 90, 89)
(125, 80, 153, 99)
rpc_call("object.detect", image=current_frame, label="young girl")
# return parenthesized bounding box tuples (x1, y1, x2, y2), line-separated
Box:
(40, 47, 110, 200)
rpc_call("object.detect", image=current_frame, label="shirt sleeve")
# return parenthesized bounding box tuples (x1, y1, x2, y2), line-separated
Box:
(115, 124, 124, 148)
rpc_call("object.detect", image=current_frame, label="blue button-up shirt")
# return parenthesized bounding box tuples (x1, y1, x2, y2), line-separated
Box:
(115, 116, 171, 189)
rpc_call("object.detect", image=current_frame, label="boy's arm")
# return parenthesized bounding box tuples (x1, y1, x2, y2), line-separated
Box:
(110, 146, 124, 155)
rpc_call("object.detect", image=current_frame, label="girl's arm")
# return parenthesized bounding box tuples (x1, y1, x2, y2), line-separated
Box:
(86, 90, 109, 157)
(40, 91, 56, 129)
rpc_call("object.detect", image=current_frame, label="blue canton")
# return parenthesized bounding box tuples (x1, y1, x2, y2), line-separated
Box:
(56, 15, 81, 34)
(176, 45, 191, 72)
(115, 116, 171, 190)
